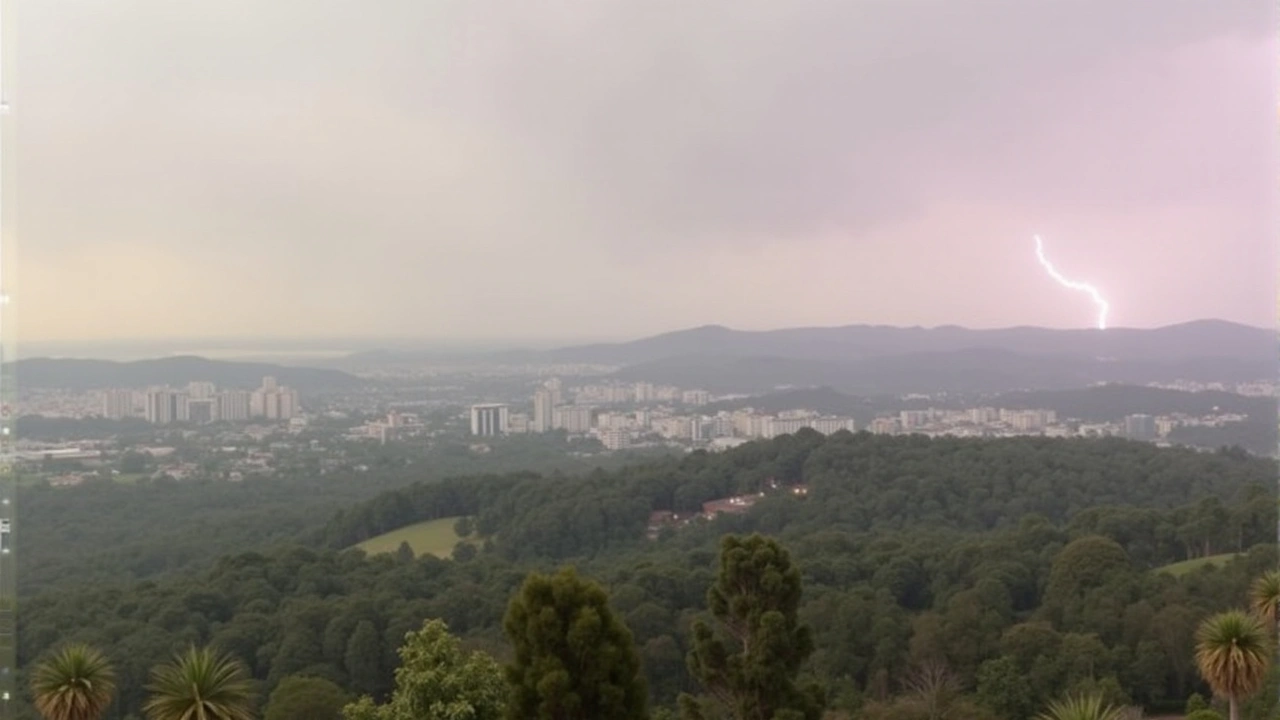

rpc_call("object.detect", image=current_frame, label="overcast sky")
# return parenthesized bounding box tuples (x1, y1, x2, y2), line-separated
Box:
(16, 0, 1276, 344)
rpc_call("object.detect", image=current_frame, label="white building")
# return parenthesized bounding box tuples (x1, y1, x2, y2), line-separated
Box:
(553, 405, 594, 434)
(532, 389, 554, 433)
(217, 390, 251, 422)
(598, 428, 632, 451)
(101, 389, 137, 420)
(470, 404, 510, 437)
(145, 389, 180, 424)
(250, 377, 300, 421)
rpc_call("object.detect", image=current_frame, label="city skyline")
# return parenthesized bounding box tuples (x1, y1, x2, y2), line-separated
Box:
(16, 0, 1275, 342)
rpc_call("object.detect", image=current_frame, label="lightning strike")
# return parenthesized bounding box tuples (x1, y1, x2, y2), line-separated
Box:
(1033, 235, 1110, 330)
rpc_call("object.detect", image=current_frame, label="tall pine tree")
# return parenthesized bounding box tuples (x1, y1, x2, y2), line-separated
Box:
(680, 534, 824, 720)
(502, 567, 648, 720)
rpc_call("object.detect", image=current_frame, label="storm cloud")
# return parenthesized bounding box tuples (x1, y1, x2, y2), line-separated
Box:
(17, 0, 1275, 343)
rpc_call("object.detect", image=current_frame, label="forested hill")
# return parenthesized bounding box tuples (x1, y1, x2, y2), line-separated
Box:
(11, 356, 360, 391)
(17, 430, 1278, 719)
(323, 430, 1272, 560)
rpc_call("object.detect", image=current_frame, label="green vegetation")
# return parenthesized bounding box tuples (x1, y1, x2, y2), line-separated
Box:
(1158, 554, 1242, 577)
(142, 646, 256, 720)
(503, 567, 649, 720)
(19, 434, 670, 596)
(343, 619, 504, 720)
(13, 431, 1280, 720)
(266, 676, 348, 720)
(29, 644, 117, 720)
(1194, 611, 1273, 720)
(681, 534, 823, 720)
(354, 517, 471, 558)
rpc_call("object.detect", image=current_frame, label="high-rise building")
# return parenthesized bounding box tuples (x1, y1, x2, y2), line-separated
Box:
(682, 389, 711, 406)
(251, 377, 299, 421)
(633, 382, 654, 403)
(145, 389, 179, 424)
(217, 390, 251, 421)
(532, 388, 554, 433)
(470, 404, 510, 436)
(174, 393, 191, 422)
(187, 398, 216, 424)
(545, 378, 564, 405)
(101, 389, 136, 420)
(553, 405, 594, 434)
(187, 381, 216, 399)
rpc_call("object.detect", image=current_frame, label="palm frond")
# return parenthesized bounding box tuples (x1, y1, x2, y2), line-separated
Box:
(1195, 610, 1273, 701)
(1251, 572, 1280, 624)
(1036, 693, 1124, 720)
(30, 644, 117, 720)
(142, 646, 255, 720)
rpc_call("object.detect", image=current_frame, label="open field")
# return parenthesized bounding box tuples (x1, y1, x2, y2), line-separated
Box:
(1156, 553, 1240, 577)
(354, 516, 474, 558)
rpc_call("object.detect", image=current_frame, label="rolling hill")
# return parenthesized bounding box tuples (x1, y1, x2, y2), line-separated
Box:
(11, 356, 362, 392)
(547, 319, 1273, 366)
(610, 349, 1272, 395)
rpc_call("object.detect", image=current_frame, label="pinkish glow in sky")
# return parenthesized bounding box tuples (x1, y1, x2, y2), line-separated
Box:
(15, 0, 1277, 342)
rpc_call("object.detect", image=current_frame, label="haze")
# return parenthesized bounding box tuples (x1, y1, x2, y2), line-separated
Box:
(17, 0, 1276, 345)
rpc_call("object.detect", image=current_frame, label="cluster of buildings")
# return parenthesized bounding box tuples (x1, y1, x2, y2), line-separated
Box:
(354, 410, 427, 444)
(1147, 380, 1277, 398)
(469, 379, 857, 450)
(862, 406, 1241, 442)
(15, 420, 329, 486)
(99, 376, 301, 424)
(465, 377, 1255, 452)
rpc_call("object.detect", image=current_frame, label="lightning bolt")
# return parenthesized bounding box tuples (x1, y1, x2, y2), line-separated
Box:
(1033, 235, 1110, 330)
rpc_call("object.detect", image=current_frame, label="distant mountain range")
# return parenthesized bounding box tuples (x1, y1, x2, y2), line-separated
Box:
(558, 319, 1274, 394)
(10, 356, 361, 392)
(19, 320, 1272, 396)
(549, 319, 1272, 364)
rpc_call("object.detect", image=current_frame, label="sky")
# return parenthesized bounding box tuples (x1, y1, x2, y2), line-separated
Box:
(14, 0, 1277, 345)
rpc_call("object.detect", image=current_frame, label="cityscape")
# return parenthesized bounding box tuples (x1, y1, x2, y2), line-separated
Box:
(8, 363, 1265, 493)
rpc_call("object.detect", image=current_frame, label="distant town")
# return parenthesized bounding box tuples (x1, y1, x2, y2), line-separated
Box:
(458, 378, 1267, 451)
(8, 364, 1272, 489)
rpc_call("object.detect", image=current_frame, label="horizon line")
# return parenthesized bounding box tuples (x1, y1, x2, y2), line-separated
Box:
(16, 316, 1266, 348)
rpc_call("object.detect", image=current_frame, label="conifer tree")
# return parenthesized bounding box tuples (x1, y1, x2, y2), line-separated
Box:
(680, 534, 824, 720)
(502, 567, 648, 720)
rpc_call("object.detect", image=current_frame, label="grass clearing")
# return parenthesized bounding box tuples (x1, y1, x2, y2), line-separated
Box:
(355, 516, 476, 559)
(1156, 553, 1241, 577)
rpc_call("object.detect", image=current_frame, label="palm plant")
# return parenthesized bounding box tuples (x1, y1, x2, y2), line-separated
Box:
(1250, 571, 1280, 625)
(1195, 610, 1273, 720)
(29, 644, 117, 720)
(1251, 570, 1280, 702)
(142, 646, 255, 720)
(1035, 693, 1124, 720)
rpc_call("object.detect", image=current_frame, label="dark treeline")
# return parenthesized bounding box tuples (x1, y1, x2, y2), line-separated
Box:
(18, 434, 672, 596)
(14, 431, 1279, 719)
(324, 431, 1271, 562)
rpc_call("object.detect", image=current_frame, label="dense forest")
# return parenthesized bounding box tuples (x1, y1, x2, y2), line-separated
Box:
(15, 430, 1280, 719)
(17, 433, 672, 596)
